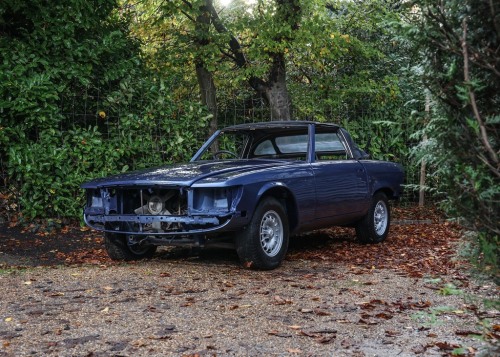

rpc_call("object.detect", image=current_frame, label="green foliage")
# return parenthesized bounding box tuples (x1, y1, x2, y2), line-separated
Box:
(397, 0, 500, 276)
(411, 305, 456, 327)
(0, 0, 453, 221)
(0, 0, 210, 219)
(134, 0, 416, 124)
(459, 231, 500, 285)
(438, 283, 463, 296)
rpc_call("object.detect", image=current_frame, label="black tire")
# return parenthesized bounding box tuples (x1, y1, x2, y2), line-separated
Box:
(355, 192, 390, 244)
(104, 232, 157, 261)
(236, 197, 289, 270)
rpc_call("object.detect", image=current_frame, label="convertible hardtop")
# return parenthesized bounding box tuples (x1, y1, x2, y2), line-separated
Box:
(221, 121, 340, 133)
(217, 121, 367, 159)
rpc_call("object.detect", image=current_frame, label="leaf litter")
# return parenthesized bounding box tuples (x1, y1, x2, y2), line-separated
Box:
(0, 205, 498, 356)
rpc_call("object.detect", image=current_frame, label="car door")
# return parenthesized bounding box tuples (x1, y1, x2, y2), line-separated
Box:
(311, 132, 369, 220)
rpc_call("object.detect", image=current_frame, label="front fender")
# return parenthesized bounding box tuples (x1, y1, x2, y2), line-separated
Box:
(255, 182, 301, 232)
(256, 181, 289, 201)
(238, 181, 293, 220)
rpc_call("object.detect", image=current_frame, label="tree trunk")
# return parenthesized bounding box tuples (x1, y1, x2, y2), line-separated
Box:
(418, 143, 427, 207)
(194, 2, 218, 147)
(195, 64, 218, 138)
(206, 0, 297, 121)
(419, 93, 430, 207)
(264, 54, 292, 120)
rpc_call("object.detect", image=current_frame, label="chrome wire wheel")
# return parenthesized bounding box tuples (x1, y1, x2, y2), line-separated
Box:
(259, 210, 283, 257)
(373, 200, 388, 236)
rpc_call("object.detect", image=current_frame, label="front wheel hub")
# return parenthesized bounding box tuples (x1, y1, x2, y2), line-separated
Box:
(259, 210, 283, 257)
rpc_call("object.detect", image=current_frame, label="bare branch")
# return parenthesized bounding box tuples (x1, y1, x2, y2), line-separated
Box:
(180, 9, 196, 23)
(461, 18, 499, 167)
(204, 0, 268, 92)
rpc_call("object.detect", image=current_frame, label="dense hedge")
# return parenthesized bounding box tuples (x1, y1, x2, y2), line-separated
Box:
(0, 0, 210, 219)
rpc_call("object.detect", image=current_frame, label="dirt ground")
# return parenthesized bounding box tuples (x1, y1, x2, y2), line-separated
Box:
(0, 206, 498, 356)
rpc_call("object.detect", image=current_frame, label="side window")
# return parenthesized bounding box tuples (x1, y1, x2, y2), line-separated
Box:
(315, 132, 349, 160)
(275, 135, 308, 160)
(254, 140, 277, 156)
(252, 135, 308, 160)
(275, 135, 308, 154)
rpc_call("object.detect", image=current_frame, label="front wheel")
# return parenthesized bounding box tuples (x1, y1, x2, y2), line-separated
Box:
(104, 233, 157, 261)
(355, 192, 390, 244)
(236, 197, 289, 270)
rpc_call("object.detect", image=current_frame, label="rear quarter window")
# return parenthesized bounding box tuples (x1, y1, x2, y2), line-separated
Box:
(315, 132, 349, 160)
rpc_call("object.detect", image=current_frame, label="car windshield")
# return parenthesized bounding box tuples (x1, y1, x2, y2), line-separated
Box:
(196, 131, 251, 160)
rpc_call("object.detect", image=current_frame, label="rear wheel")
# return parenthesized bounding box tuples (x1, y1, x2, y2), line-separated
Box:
(355, 192, 390, 244)
(104, 232, 157, 261)
(236, 197, 289, 270)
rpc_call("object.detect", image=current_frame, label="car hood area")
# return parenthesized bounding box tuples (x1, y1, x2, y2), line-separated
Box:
(81, 159, 296, 189)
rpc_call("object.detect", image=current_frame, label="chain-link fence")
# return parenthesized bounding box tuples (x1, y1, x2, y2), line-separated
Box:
(0, 93, 424, 221)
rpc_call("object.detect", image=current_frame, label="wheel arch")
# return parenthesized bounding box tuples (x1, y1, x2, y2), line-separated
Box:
(373, 186, 397, 200)
(256, 183, 299, 233)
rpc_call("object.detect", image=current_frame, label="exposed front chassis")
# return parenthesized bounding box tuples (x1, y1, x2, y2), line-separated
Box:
(83, 213, 233, 236)
(83, 185, 244, 238)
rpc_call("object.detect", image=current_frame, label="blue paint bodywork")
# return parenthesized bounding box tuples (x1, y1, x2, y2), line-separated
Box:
(82, 121, 404, 243)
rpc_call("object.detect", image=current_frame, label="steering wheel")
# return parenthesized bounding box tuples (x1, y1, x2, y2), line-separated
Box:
(213, 150, 238, 159)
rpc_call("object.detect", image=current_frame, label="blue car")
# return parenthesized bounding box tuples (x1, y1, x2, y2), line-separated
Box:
(82, 121, 404, 269)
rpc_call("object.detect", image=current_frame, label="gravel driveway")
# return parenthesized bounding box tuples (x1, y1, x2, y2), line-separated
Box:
(0, 254, 498, 356)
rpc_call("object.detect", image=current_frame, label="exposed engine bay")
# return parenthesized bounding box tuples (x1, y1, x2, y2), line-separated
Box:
(131, 189, 188, 232)
(84, 186, 228, 236)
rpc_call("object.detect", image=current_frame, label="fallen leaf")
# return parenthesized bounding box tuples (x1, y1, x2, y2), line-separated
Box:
(313, 308, 331, 316)
(358, 318, 378, 325)
(131, 339, 147, 347)
(435, 341, 459, 351)
(49, 292, 65, 297)
(455, 330, 482, 336)
(385, 330, 400, 337)
(268, 330, 292, 338)
(374, 312, 393, 319)
(315, 335, 335, 344)
(243, 261, 253, 268)
(273, 295, 292, 305)
(299, 330, 316, 338)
